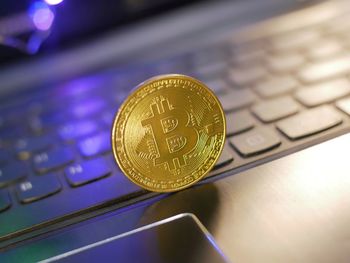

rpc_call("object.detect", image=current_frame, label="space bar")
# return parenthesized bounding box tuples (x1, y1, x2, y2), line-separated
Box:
(298, 54, 350, 83)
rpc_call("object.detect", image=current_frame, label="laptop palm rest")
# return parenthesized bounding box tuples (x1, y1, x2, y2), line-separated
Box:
(39, 213, 230, 263)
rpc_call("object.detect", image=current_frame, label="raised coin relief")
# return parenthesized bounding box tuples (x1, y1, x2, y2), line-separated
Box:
(141, 98, 198, 173)
(112, 75, 226, 192)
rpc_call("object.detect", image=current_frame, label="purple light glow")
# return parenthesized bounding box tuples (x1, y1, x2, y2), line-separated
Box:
(45, 0, 64, 6)
(33, 7, 54, 31)
(29, 2, 54, 31)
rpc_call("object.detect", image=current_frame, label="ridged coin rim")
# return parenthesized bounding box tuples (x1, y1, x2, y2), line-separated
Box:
(111, 74, 226, 192)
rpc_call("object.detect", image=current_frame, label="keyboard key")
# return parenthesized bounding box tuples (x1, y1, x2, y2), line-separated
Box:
(0, 170, 142, 239)
(0, 190, 11, 212)
(213, 147, 233, 169)
(306, 39, 343, 60)
(39, 112, 67, 126)
(15, 175, 61, 204)
(65, 157, 111, 187)
(228, 66, 266, 86)
(101, 110, 117, 128)
(253, 76, 298, 98)
(151, 56, 189, 75)
(78, 132, 111, 158)
(0, 116, 5, 130)
(28, 117, 45, 134)
(276, 105, 342, 140)
(266, 53, 305, 73)
(0, 149, 10, 164)
(15, 136, 52, 159)
(58, 120, 98, 141)
(195, 61, 227, 78)
(298, 54, 350, 83)
(229, 127, 281, 157)
(219, 90, 256, 112)
(26, 101, 44, 115)
(0, 162, 27, 187)
(226, 110, 255, 136)
(192, 47, 227, 66)
(33, 147, 75, 174)
(252, 96, 299, 122)
(324, 15, 350, 35)
(0, 127, 22, 142)
(344, 34, 350, 47)
(205, 79, 229, 94)
(232, 49, 265, 65)
(70, 99, 106, 119)
(295, 78, 350, 107)
(270, 29, 320, 51)
(336, 97, 350, 115)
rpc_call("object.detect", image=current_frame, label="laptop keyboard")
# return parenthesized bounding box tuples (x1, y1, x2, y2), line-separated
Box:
(2, 9, 350, 242)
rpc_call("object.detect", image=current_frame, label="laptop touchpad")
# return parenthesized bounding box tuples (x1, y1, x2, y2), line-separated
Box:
(40, 213, 230, 263)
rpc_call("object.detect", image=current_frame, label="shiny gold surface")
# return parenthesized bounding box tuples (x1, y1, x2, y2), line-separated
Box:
(112, 74, 226, 192)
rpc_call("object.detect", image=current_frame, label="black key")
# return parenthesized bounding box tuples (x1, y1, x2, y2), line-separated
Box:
(213, 147, 234, 169)
(15, 136, 52, 159)
(0, 149, 10, 164)
(219, 90, 256, 112)
(33, 147, 75, 174)
(58, 120, 98, 141)
(229, 127, 281, 157)
(276, 105, 342, 140)
(253, 76, 298, 98)
(0, 190, 11, 212)
(295, 78, 350, 107)
(65, 157, 111, 187)
(0, 162, 27, 187)
(78, 132, 111, 158)
(15, 174, 61, 204)
(251, 96, 299, 122)
(226, 110, 255, 136)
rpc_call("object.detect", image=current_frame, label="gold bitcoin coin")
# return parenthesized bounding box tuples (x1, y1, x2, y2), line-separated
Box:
(112, 74, 226, 192)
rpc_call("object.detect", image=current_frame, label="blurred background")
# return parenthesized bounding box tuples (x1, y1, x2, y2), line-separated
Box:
(0, 0, 207, 65)
(0, 0, 306, 96)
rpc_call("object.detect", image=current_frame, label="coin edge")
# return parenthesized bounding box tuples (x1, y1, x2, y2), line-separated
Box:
(111, 74, 226, 193)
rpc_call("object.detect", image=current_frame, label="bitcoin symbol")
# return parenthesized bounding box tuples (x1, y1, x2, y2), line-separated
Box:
(112, 74, 226, 192)
(141, 98, 198, 171)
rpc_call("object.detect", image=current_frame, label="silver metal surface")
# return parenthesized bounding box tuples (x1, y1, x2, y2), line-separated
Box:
(40, 214, 230, 263)
(137, 131, 350, 263)
(3, 125, 350, 263)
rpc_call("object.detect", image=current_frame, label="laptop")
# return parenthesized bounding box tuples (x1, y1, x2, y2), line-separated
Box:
(1, 0, 350, 261)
